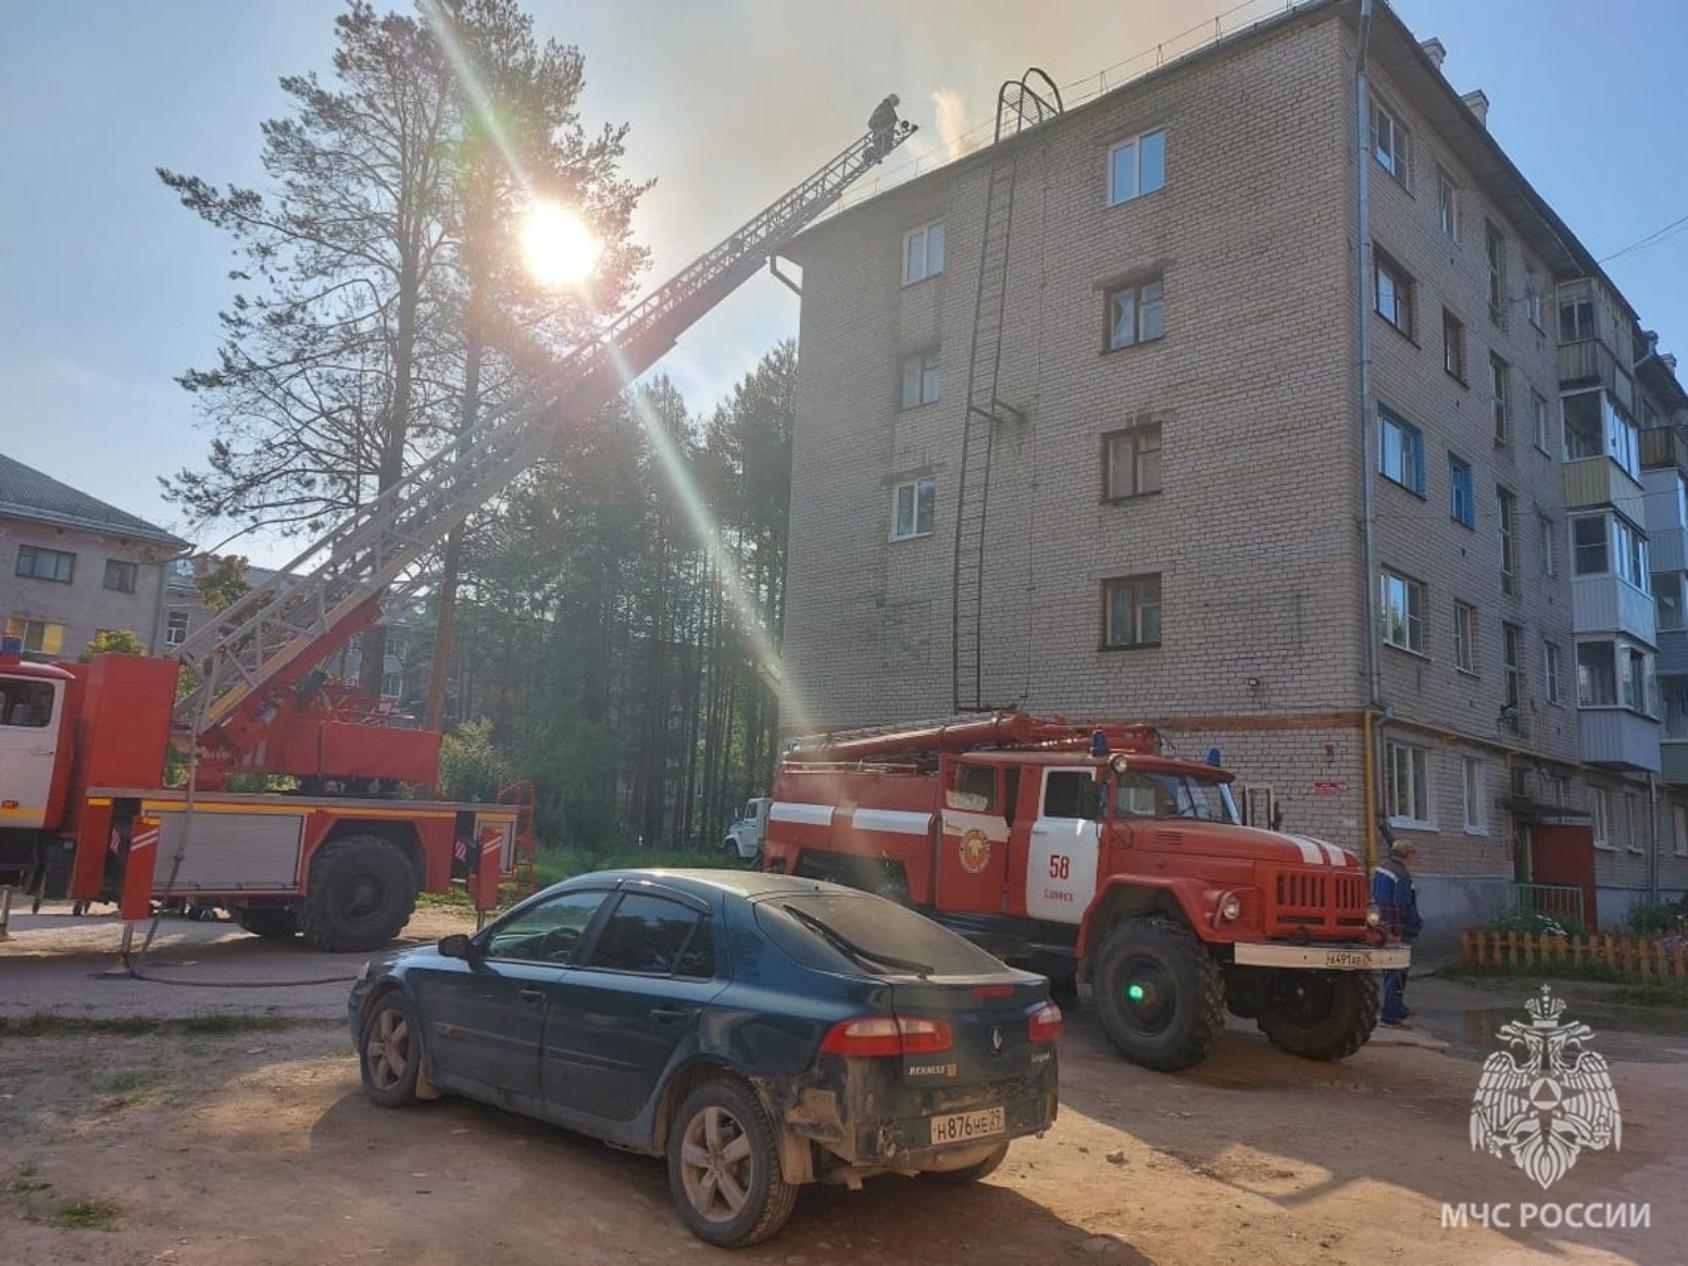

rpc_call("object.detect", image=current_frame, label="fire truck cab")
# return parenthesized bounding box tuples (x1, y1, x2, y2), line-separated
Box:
(762, 715, 1408, 1072)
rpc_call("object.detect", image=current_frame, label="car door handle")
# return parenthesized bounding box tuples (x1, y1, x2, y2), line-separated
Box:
(518, 987, 545, 1006)
(31, 746, 55, 757)
(649, 1006, 694, 1026)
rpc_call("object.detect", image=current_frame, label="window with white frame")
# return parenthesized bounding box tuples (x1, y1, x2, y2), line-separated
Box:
(1544, 639, 1563, 704)
(889, 477, 936, 541)
(1591, 786, 1612, 849)
(1538, 513, 1555, 577)
(164, 608, 190, 647)
(900, 349, 941, 408)
(1461, 758, 1487, 833)
(1106, 277, 1165, 349)
(901, 221, 944, 285)
(1103, 423, 1162, 499)
(1498, 487, 1518, 592)
(1106, 129, 1165, 206)
(1490, 354, 1511, 444)
(1443, 309, 1466, 380)
(1436, 165, 1459, 237)
(1380, 568, 1424, 653)
(1374, 249, 1414, 336)
(1524, 261, 1544, 330)
(1674, 803, 1687, 856)
(1532, 390, 1551, 453)
(1379, 407, 1424, 495)
(1102, 574, 1162, 648)
(1485, 222, 1507, 327)
(1626, 793, 1645, 852)
(1385, 741, 1432, 827)
(1370, 98, 1410, 185)
(1503, 622, 1524, 716)
(1655, 571, 1683, 632)
(1454, 601, 1477, 674)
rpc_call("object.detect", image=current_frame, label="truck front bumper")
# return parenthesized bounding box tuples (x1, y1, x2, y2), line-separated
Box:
(1233, 943, 1410, 971)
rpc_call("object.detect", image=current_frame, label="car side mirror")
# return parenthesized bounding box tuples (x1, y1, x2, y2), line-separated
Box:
(438, 933, 476, 961)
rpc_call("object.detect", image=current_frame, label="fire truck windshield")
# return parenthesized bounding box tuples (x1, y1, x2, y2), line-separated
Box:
(1112, 770, 1240, 824)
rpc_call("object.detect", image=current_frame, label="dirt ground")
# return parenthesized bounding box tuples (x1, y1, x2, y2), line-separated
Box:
(3, 904, 1687, 1265)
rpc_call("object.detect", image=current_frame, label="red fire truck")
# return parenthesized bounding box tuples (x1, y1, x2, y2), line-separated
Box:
(0, 107, 920, 949)
(761, 714, 1408, 1072)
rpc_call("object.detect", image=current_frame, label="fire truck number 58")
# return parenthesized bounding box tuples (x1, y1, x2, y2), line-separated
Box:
(1048, 854, 1071, 880)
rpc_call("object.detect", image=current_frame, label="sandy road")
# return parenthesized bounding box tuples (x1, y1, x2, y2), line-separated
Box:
(3, 907, 1686, 1265)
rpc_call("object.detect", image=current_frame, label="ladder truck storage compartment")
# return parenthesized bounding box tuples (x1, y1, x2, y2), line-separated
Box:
(0, 102, 920, 948)
(761, 714, 1407, 1072)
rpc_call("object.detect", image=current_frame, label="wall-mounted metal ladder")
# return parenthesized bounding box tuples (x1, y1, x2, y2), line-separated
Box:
(951, 70, 1062, 712)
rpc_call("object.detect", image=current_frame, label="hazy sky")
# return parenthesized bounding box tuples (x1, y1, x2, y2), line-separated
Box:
(2, 0, 1685, 565)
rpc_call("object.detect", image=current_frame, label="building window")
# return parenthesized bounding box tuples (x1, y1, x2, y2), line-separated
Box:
(3, 617, 65, 656)
(15, 544, 75, 584)
(1377, 407, 1424, 495)
(1106, 277, 1164, 349)
(1674, 804, 1688, 857)
(1490, 354, 1511, 444)
(1578, 640, 1620, 707)
(1559, 280, 1596, 343)
(1449, 453, 1474, 528)
(102, 559, 138, 594)
(1436, 166, 1459, 238)
(164, 608, 191, 647)
(1103, 424, 1162, 500)
(1623, 644, 1653, 714)
(1374, 250, 1413, 336)
(1370, 98, 1409, 185)
(900, 349, 941, 408)
(1462, 758, 1487, 834)
(1442, 310, 1465, 380)
(901, 221, 944, 285)
(1503, 622, 1524, 716)
(1591, 786, 1612, 849)
(1102, 574, 1162, 649)
(1498, 488, 1517, 593)
(1380, 568, 1425, 654)
(1454, 601, 1477, 674)
(1385, 741, 1431, 827)
(1544, 640, 1563, 704)
(890, 477, 936, 541)
(1572, 515, 1607, 575)
(1532, 390, 1551, 454)
(1106, 129, 1165, 206)
(1523, 262, 1544, 330)
(1655, 572, 1683, 632)
(1485, 222, 1507, 326)
(1538, 513, 1556, 577)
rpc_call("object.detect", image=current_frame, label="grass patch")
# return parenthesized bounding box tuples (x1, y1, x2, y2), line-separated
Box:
(53, 1199, 119, 1230)
(9, 1162, 50, 1195)
(95, 1069, 154, 1095)
(0, 1013, 320, 1039)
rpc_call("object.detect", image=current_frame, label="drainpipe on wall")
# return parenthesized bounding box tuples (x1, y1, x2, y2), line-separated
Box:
(1355, 0, 1383, 872)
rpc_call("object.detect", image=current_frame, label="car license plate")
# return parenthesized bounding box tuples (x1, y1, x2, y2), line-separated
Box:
(929, 1106, 1004, 1146)
(1323, 949, 1373, 968)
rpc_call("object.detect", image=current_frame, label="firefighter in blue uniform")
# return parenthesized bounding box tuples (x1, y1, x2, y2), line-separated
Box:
(1371, 836, 1422, 1025)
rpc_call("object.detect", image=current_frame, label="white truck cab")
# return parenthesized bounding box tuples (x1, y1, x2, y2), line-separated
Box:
(722, 796, 770, 863)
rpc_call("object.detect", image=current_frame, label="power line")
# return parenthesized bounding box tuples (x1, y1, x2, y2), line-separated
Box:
(1600, 211, 1688, 264)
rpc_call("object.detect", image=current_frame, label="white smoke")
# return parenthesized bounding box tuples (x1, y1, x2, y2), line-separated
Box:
(931, 87, 982, 160)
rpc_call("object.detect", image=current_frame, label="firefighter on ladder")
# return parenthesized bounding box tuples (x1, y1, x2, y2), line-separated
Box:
(868, 94, 900, 159)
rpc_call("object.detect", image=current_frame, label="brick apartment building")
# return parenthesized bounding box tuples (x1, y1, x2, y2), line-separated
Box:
(1, 452, 188, 658)
(778, 0, 1688, 942)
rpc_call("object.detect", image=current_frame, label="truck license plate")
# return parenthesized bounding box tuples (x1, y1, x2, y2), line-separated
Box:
(929, 1106, 1004, 1146)
(1323, 950, 1373, 968)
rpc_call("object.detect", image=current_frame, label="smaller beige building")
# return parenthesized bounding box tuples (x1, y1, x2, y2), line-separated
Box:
(0, 453, 188, 659)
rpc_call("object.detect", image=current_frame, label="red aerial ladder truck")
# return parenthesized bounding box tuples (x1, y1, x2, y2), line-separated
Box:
(0, 107, 919, 949)
(761, 713, 1408, 1072)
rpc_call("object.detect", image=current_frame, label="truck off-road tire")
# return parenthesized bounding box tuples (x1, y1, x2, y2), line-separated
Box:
(667, 1076, 797, 1248)
(359, 989, 422, 1107)
(233, 904, 299, 940)
(1092, 916, 1226, 1072)
(1256, 969, 1378, 1061)
(297, 835, 416, 953)
(923, 1141, 1010, 1184)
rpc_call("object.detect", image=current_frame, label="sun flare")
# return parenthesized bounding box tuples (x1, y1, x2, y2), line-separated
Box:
(518, 201, 602, 288)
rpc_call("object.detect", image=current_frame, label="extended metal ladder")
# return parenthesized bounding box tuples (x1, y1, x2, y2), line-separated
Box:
(951, 71, 1062, 712)
(173, 115, 918, 740)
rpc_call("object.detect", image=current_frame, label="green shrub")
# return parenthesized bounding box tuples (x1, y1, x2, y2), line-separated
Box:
(438, 719, 515, 803)
(1624, 896, 1688, 936)
(1488, 910, 1586, 938)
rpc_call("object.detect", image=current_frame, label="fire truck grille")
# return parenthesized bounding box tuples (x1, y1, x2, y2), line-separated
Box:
(1266, 868, 1368, 935)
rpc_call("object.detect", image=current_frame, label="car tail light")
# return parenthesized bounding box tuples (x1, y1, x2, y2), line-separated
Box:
(1027, 1002, 1063, 1044)
(820, 1015, 953, 1057)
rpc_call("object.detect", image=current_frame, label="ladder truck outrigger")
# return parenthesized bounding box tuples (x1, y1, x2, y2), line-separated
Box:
(0, 106, 920, 949)
(760, 714, 1409, 1072)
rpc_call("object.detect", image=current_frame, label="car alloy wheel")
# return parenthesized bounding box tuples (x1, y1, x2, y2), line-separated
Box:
(365, 1006, 411, 1091)
(678, 1104, 754, 1223)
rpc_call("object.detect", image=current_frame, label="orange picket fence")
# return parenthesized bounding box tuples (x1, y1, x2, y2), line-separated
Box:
(1457, 928, 1688, 983)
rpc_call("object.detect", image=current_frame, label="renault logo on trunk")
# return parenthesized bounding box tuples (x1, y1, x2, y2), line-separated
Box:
(990, 1026, 1004, 1054)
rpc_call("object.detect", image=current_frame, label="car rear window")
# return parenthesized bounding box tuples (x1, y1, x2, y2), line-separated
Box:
(587, 893, 704, 975)
(755, 892, 1008, 978)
